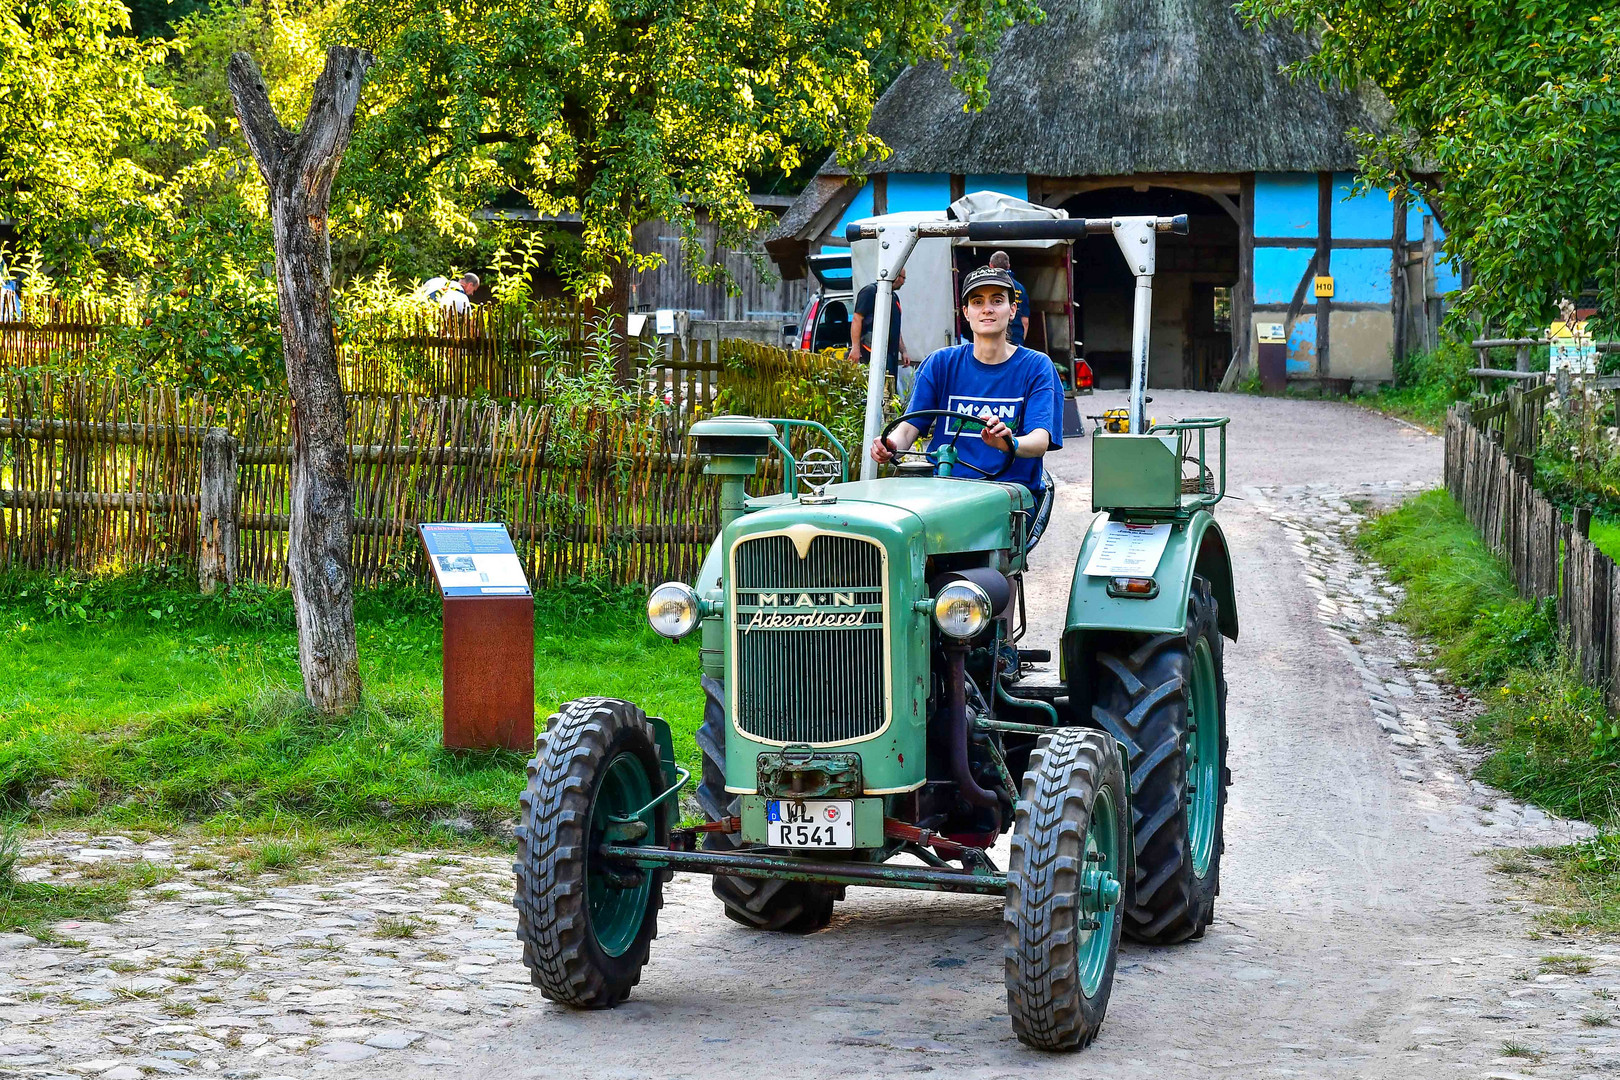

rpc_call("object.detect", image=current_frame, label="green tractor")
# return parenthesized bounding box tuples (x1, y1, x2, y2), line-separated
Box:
(513, 213, 1237, 1050)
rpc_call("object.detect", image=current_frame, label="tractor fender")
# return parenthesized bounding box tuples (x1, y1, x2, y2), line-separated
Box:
(1062, 509, 1238, 642)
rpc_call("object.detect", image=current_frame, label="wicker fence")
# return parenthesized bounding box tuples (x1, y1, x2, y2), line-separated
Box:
(0, 374, 722, 589)
(0, 299, 697, 404)
(1445, 378, 1620, 710)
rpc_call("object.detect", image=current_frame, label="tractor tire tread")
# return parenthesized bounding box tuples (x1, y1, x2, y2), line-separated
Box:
(1089, 577, 1230, 945)
(513, 697, 665, 1007)
(698, 676, 836, 933)
(1004, 727, 1126, 1051)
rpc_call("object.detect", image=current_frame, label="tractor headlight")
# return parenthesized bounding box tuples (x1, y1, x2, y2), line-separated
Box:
(933, 581, 993, 640)
(647, 582, 700, 639)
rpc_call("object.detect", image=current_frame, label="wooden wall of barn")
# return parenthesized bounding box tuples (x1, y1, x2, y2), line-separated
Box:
(631, 212, 808, 322)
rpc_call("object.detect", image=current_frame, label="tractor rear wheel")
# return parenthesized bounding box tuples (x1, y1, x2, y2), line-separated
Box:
(514, 697, 668, 1007)
(1004, 727, 1128, 1051)
(697, 675, 838, 933)
(1091, 576, 1229, 945)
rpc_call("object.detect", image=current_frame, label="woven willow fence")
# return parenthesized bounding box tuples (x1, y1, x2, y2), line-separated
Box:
(1445, 378, 1620, 710)
(0, 300, 667, 402)
(0, 374, 721, 588)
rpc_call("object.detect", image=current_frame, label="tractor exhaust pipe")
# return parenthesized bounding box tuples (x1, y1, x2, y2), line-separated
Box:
(943, 645, 999, 809)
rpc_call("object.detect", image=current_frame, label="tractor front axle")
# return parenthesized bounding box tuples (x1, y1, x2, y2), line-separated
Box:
(599, 844, 1008, 896)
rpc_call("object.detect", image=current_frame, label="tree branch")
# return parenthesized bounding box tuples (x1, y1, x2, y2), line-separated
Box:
(420, 131, 520, 180)
(226, 51, 293, 182)
(286, 47, 376, 207)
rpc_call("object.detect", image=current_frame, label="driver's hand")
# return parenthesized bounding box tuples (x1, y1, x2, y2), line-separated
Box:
(869, 436, 897, 464)
(979, 413, 1015, 453)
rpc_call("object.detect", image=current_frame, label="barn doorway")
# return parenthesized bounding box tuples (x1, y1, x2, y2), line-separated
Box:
(1059, 188, 1238, 391)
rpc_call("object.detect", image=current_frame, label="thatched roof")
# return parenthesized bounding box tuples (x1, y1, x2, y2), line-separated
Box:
(840, 0, 1381, 176)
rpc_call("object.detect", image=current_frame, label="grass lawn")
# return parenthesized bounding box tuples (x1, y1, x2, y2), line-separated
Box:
(1358, 490, 1620, 931)
(0, 573, 704, 845)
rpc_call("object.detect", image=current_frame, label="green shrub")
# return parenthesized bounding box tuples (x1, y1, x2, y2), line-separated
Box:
(1358, 490, 1620, 824)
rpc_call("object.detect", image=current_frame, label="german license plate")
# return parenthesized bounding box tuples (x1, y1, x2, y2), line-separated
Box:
(765, 800, 854, 849)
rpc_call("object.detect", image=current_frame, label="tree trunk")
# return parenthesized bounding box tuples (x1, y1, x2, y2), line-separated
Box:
(607, 254, 637, 384)
(228, 47, 372, 715)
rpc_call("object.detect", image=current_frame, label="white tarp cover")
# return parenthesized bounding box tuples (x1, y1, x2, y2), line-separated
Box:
(949, 191, 1068, 249)
(849, 196, 1070, 354)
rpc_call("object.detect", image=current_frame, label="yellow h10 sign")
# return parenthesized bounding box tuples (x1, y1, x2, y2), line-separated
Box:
(1313, 276, 1335, 298)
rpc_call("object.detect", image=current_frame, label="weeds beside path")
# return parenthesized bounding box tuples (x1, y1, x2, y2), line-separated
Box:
(1358, 490, 1620, 929)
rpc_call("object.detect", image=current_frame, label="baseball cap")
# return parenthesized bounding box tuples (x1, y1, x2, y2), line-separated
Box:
(960, 264, 1016, 302)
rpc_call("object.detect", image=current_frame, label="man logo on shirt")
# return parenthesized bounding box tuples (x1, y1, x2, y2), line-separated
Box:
(945, 395, 1022, 431)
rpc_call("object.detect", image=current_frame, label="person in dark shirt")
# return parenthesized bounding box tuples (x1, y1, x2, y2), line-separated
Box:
(850, 268, 909, 377)
(988, 251, 1031, 346)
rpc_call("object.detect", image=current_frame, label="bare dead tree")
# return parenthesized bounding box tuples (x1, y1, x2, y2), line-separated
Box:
(228, 47, 372, 714)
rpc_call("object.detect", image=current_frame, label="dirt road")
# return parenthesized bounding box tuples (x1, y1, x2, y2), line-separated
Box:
(458, 391, 1615, 1079)
(8, 392, 1618, 1079)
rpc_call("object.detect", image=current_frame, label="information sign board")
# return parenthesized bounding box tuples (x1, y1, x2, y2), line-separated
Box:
(1083, 521, 1173, 578)
(419, 523, 531, 597)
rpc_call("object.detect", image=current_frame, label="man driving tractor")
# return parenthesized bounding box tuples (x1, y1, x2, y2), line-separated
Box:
(869, 262, 1062, 550)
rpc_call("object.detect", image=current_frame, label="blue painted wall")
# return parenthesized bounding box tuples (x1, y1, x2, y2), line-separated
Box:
(1332, 172, 1395, 240)
(820, 170, 1455, 305)
(1254, 247, 1316, 304)
(885, 173, 953, 213)
(1254, 173, 1318, 237)
(1328, 248, 1392, 304)
(1287, 314, 1316, 374)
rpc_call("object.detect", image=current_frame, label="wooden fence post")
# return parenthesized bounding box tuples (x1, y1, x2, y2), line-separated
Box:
(1576, 506, 1593, 539)
(199, 427, 239, 593)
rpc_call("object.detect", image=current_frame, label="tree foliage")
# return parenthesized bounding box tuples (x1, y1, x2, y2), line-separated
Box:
(337, 0, 1043, 293)
(1240, 0, 1620, 331)
(0, 0, 208, 278)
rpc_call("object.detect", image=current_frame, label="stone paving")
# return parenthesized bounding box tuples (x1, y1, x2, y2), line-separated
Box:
(2, 481, 1620, 1078)
(1249, 479, 1595, 845)
(0, 839, 534, 1077)
(1253, 480, 1620, 1078)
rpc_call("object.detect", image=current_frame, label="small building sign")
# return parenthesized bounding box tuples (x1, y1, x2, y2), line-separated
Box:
(1549, 316, 1598, 375)
(1257, 322, 1286, 344)
(1313, 276, 1335, 298)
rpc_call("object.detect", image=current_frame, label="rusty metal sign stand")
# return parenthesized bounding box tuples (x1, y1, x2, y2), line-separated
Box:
(419, 522, 534, 753)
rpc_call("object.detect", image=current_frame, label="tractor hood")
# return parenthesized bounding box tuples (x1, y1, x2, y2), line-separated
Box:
(741, 477, 1030, 555)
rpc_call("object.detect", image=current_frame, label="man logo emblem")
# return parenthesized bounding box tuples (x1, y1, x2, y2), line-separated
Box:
(799, 447, 841, 504)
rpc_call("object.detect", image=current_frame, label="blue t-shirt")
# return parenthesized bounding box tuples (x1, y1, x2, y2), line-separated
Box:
(905, 343, 1063, 493)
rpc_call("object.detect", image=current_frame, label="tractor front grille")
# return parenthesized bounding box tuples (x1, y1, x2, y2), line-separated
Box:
(731, 532, 887, 744)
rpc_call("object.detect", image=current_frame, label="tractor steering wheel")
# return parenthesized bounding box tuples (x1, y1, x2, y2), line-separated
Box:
(880, 410, 1018, 481)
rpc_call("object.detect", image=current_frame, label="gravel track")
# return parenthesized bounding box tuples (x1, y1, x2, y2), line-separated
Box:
(7, 391, 1620, 1079)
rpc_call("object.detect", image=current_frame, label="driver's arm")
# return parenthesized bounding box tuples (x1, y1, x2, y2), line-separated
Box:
(869, 421, 922, 464)
(980, 415, 1050, 458)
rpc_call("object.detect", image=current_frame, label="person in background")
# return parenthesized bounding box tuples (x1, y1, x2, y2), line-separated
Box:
(851, 268, 913, 397)
(416, 273, 480, 313)
(988, 251, 1031, 346)
(0, 259, 20, 322)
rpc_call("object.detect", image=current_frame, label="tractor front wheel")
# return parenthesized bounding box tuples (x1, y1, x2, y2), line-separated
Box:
(697, 675, 839, 932)
(1091, 576, 1230, 944)
(514, 697, 668, 1007)
(1004, 727, 1129, 1051)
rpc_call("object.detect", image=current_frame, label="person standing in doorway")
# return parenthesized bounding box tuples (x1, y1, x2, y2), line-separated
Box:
(851, 268, 913, 397)
(988, 251, 1031, 346)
